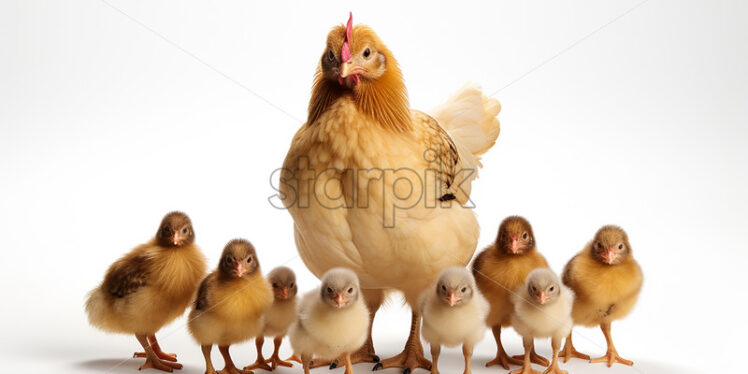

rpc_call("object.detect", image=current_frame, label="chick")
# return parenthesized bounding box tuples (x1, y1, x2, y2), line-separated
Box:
(187, 239, 273, 374)
(471, 216, 550, 369)
(420, 267, 488, 374)
(85, 211, 207, 372)
(559, 225, 643, 367)
(245, 266, 299, 371)
(289, 268, 370, 374)
(510, 269, 574, 374)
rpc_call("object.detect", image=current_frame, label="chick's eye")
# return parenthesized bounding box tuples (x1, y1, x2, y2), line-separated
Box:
(327, 50, 335, 61)
(272, 283, 278, 288)
(363, 48, 371, 58)
(182, 228, 188, 234)
(522, 232, 528, 240)
(327, 287, 333, 293)
(441, 285, 447, 291)
(289, 282, 295, 288)
(247, 257, 252, 263)
(347, 288, 353, 294)
(461, 287, 467, 293)
(549, 286, 555, 292)
(618, 244, 624, 250)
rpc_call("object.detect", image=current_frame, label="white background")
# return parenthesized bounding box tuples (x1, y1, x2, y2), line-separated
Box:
(1, 1, 745, 373)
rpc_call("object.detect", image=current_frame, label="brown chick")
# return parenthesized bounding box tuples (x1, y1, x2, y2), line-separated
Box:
(187, 239, 273, 374)
(471, 216, 550, 369)
(85, 211, 207, 372)
(245, 266, 299, 371)
(559, 225, 643, 367)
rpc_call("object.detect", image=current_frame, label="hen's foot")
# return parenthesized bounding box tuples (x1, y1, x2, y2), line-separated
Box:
(509, 363, 541, 374)
(135, 350, 178, 362)
(139, 357, 183, 372)
(590, 350, 633, 367)
(244, 359, 272, 372)
(512, 351, 549, 367)
(485, 350, 522, 369)
(374, 344, 431, 373)
(218, 366, 251, 374)
(558, 341, 589, 363)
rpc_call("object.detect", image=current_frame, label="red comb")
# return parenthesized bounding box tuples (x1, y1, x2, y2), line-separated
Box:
(341, 12, 353, 63)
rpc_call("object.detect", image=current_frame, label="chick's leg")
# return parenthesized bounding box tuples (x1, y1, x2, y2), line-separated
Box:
(202, 345, 217, 374)
(512, 341, 549, 367)
(134, 335, 178, 362)
(462, 344, 473, 374)
(327, 289, 385, 369)
(375, 311, 432, 373)
(218, 345, 250, 374)
(509, 337, 541, 374)
(542, 337, 567, 374)
(265, 336, 294, 369)
(135, 334, 183, 372)
(559, 332, 590, 362)
(590, 323, 633, 367)
(430, 344, 441, 374)
(244, 337, 272, 371)
(485, 326, 522, 369)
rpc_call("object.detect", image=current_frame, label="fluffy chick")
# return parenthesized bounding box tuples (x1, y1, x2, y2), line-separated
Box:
(289, 268, 369, 374)
(471, 216, 550, 369)
(187, 239, 273, 374)
(510, 269, 574, 374)
(85, 211, 207, 372)
(560, 225, 643, 367)
(245, 266, 299, 371)
(420, 267, 489, 374)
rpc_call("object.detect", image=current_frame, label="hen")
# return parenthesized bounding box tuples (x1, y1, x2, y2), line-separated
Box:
(279, 13, 500, 372)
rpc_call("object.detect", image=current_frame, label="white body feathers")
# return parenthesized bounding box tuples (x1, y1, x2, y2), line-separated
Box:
(510, 284, 574, 341)
(420, 288, 489, 348)
(261, 297, 297, 337)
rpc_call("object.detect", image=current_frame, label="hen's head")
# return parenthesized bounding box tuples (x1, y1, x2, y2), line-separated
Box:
(590, 225, 631, 265)
(321, 13, 390, 90)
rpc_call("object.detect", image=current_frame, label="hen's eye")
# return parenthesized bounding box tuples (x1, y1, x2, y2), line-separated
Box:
(363, 48, 371, 58)
(347, 288, 354, 294)
(327, 50, 335, 61)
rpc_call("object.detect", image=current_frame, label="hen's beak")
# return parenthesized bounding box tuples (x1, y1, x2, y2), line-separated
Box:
(537, 291, 549, 305)
(446, 291, 462, 306)
(511, 236, 520, 254)
(334, 292, 346, 307)
(340, 62, 364, 81)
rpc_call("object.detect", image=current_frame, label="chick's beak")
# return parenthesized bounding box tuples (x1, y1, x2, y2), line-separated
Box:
(538, 291, 549, 305)
(171, 232, 182, 245)
(279, 286, 289, 300)
(234, 263, 247, 277)
(603, 248, 618, 264)
(334, 292, 346, 307)
(511, 236, 520, 254)
(340, 62, 363, 83)
(446, 291, 462, 306)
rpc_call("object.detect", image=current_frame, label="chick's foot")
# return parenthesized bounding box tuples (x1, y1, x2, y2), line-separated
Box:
(139, 357, 183, 372)
(218, 366, 251, 374)
(265, 354, 294, 369)
(542, 360, 567, 374)
(590, 350, 633, 367)
(244, 359, 272, 372)
(558, 338, 589, 363)
(485, 350, 522, 369)
(285, 355, 302, 364)
(374, 344, 431, 373)
(512, 350, 549, 367)
(509, 363, 541, 374)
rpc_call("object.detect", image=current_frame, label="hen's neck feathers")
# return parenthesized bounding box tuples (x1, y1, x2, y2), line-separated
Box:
(307, 50, 412, 133)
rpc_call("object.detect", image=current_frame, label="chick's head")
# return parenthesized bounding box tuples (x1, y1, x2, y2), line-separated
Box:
(218, 239, 259, 279)
(496, 216, 535, 255)
(321, 13, 393, 90)
(320, 267, 360, 309)
(156, 211, 194, 248)
(435, 267, 475, 307)
(591, 225, 631, 265)
(268, 266, 297, 301)
(525, 268, 561, 306)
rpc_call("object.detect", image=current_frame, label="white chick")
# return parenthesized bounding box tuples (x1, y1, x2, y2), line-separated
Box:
(420, 267, 488, 374)
(289, 268, 369, 374)
(510, 269, 574, 374)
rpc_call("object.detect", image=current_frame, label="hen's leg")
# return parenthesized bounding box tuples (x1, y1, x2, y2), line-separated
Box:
(542, 337, 567, 374)
(462, 344, 473, 374)
(134, 335, 178, 362)
(509, 337, 541, 374)
(430, 344, 441, 374)
(202, 345, 217, 374)
(218, 345, 250, 374)
(374, 311, 431, 373)
(265, 336, 293, 369)
(301, 354, 312, 374)
(135, 334, 183, 372)
(512, 341, 549, 367)
(343, 353, 354, 374)
(559, 332, 589, 363)
(244, 337, 272, 371)
(590, 323, 633, 367)
(485, 326, 522, 369)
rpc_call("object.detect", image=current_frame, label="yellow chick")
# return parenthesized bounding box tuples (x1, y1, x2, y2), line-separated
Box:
(560, 225, 643, 367)
(245, 266, 299, 371)
(471, 216, 550, 369)
(85, 211, 207, 372)
(187, 239, 273, 374)
(420, 267, 489, 374)
(289, 268, 370, 374)
(510, 269, 574, 374)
